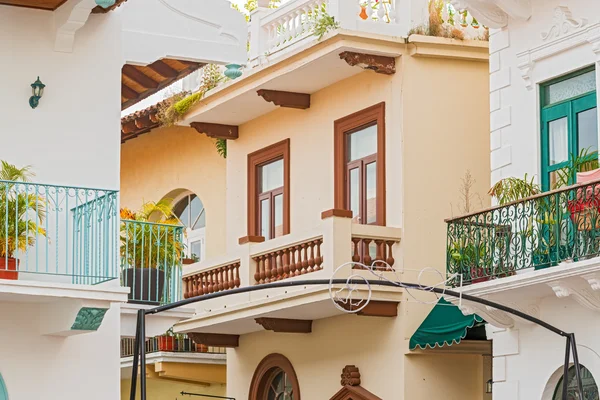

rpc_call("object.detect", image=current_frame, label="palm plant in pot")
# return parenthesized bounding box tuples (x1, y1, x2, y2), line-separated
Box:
(0, 161, 46, 280)
(120, 199, 183, 304)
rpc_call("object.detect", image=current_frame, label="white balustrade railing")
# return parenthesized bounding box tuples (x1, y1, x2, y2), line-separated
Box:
(246, 0, 485, 66)
(358, 0, 397, 24)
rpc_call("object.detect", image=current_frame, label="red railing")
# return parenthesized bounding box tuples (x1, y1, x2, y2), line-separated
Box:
(183, 261, 241, 298)
(253, 237, 323, 284)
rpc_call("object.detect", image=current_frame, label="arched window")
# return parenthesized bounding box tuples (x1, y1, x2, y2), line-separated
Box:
(553, 365, 599, 400)
(0, 373, 8, 400)
(173, 193, 206, 261)
(249, 354, 300, 400)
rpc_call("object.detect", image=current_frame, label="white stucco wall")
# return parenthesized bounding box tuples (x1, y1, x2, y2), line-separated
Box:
(489, 295, 600, 400)
(0, 301, 122, 399)
(485, 1, 600, 398)
(488, 0, 600, 186)
(0, 5, 122, 190)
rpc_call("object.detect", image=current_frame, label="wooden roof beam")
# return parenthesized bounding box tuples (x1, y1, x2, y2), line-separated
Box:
(190, 122, 239, 140)
(255, 318, 313, 333)
(339, 51, 396, 75)
(122, 65, 159, 89)
(121, 84, 139, 100)
(188, 332, 239, 348)
(148, 60, 178, 78)
(257, 89, 310, 109)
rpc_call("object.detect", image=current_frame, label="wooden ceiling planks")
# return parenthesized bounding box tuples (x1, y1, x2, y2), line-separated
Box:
(0, 0, 66, 10)
(120, 59, 204, 110)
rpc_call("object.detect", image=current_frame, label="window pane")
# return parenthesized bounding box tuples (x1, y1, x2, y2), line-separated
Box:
(189, 195, 204, 227)
(578, 107, 598, 154)
(260, 159, 284, 193)
(347, 124, 377, 162)
(192, 208, 206, 230)
(173, 196, 190, 227)
(544, 70, 596, 106)
(349, 168, 360, 223)
(549, 117, 569, 165)
(366, 161, 377, 224)
(190, 240, 202, 260)
(274, 194, 283, 238)
(260, 198, 270, 239)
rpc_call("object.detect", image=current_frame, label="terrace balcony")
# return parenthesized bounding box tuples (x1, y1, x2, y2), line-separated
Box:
(120, 334, 227, 387)
(445, 179, 600, 328)
(174, 213, 402, 341)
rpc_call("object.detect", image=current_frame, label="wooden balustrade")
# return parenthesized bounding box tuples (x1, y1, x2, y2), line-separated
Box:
(183, 261, 241, 299)
(253, 238, 323, 284)
(351, 237, 397, 269)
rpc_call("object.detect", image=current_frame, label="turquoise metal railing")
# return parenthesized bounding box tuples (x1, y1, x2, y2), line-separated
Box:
(446, 179, 600, 286)
(0, 180, 118, 283)
(120, 219, 183, 305)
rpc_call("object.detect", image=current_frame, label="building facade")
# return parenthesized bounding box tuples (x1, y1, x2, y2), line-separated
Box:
(446, 0, 600, 399)
(120, 0, 494, 398)
(0, 0, 246, 398)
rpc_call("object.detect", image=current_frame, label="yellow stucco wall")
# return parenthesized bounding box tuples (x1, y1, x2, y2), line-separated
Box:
(120, 125, 227, 258)
(122, 34, 491, 400)
(120, 378, 226, 400)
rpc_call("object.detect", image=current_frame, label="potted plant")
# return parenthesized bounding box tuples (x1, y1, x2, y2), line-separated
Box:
(182, 253, 200, 265)
(448, 239, 491, 284)
(120, 199, 183, 304)
(157, 330, 175, 351)
(0, 161, 46, 280)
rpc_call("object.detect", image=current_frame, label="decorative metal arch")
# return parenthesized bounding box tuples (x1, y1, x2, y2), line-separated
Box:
(128, 277, 584, 400)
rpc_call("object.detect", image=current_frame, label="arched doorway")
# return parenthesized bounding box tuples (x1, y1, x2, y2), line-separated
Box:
(249, 354, 300, 400)
(172, 192, 206, 262)
(552, 365, 599, 400)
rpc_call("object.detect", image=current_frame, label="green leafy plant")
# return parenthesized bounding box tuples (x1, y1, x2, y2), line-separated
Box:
(120, 199, 183, 269)
(158, 65, 226, 127)
(311, 9, 340, 40)
(0, 161, 46, 258)
(488, 174, 541, 206)
(553, 148, 599, 189)
(215, 138, 227, 158)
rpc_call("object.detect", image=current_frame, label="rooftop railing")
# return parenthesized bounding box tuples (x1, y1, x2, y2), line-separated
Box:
(120, 219, 183, 305)
(0, 180, 118, 284)
(120, 335, 226, 358)
(446, 180, 600, 286)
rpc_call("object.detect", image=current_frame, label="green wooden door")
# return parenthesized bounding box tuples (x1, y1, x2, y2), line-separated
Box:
(541, 68, 598, 191)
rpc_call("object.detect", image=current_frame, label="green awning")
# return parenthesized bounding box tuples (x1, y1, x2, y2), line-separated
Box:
(409, 297, 484, 350)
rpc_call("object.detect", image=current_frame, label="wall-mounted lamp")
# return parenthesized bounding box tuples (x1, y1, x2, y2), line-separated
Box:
(29, 77, 45, 109)
(486, 379, 493, 394)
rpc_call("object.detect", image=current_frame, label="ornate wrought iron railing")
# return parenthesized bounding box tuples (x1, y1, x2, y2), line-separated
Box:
(120, 334, 225, 357)
(120, 220, 183, 305)
(446, 179, 600, 285)
(0, 180, 118, 283)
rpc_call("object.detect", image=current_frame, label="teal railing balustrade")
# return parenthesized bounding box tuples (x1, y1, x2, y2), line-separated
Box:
(447, 179, 600, 285)
(0, 180, 118, 283)
(120, 219, 183, 305)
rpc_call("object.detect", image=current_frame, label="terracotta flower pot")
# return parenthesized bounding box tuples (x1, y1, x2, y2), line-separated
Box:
(359, 5, 368, 20)
(0, 257, 18, 280)
(158, 335, 175, 351)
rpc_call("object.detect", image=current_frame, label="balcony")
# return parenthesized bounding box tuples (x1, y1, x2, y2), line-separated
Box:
(446, 179, 600, 286)
(0, 180, 118, 284)
(176, 213, 401, 336)
(120, 220, 183, 305)
(120, 334, 225, 358)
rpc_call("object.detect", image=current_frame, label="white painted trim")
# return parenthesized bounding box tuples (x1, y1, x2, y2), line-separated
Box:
(0, 279, 128, 302)
(120, 351, 226, 368)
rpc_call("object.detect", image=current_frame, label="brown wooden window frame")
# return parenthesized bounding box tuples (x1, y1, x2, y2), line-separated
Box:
(247, 139, 290, 240)
(334, 102, 386, 226)
(249, 353, 301, 400)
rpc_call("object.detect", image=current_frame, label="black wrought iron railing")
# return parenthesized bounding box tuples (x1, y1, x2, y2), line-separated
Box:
(446, 179, 600, 285)
(120, 335, 225, 358)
